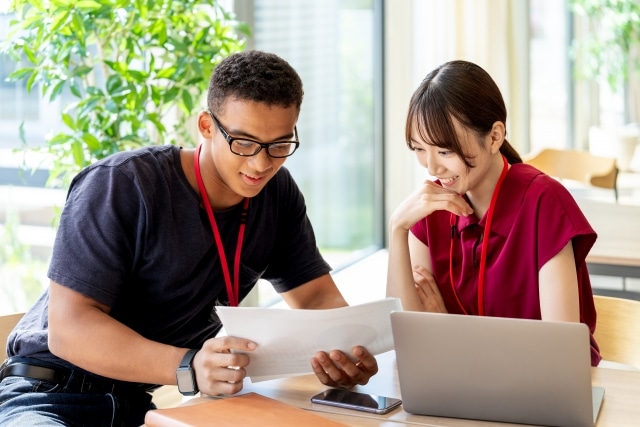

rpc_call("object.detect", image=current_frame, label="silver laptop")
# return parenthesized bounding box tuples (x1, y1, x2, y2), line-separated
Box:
(390, 311, 604, 427)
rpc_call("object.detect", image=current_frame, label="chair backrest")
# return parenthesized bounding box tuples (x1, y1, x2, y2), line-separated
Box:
(523, 148, 618, 199)
(593, 295, 640, 369)
(0, 312, 24, 360)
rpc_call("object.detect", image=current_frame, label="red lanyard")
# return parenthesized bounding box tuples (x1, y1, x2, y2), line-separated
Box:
(193, 144, 249, 307)
(449, 155, 508, 316)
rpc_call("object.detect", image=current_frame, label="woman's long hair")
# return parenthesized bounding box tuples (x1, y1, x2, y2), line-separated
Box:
(405, 60, 522, 168)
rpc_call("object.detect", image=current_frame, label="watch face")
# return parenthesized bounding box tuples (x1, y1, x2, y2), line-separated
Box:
(176, 368, 197, 395)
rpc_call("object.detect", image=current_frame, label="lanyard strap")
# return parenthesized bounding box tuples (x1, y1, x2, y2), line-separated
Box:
(194, 144, 249, 307)
(449, 154, 508, 316)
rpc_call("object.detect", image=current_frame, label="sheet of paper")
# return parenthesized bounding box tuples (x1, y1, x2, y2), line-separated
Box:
(216, 298, 402, 382)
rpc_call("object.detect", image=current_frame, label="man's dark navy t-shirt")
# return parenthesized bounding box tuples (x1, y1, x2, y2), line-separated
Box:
(8, 145, 330, 367)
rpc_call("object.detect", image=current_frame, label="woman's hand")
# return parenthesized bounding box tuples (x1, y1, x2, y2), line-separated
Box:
(390, 180, 473, 233)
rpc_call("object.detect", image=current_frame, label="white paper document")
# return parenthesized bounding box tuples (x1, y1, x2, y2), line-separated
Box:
(216, 298, 402, 382)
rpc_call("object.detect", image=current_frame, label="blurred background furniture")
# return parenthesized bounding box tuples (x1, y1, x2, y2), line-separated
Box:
(577, 199, 640, 279)
(593, 295, 640, 370)
(523, 148, 619, 202)
(576, 196, 640, 297)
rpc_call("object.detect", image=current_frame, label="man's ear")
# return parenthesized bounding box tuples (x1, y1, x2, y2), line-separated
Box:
(489, 121, 505, 154)
(197, 111, 214, 139)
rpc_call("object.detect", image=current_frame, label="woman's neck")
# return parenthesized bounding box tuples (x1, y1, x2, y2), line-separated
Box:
(466, 154, 508, 220)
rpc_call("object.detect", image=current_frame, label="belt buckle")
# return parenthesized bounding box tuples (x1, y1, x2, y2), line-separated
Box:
(79, 375, 115, 394)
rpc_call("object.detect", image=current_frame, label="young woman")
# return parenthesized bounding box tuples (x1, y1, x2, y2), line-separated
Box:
(386, 60, 601, 366)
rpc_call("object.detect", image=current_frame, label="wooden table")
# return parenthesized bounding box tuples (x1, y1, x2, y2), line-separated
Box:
(185, 351, 640, 426)
(577, 199, 640, 279)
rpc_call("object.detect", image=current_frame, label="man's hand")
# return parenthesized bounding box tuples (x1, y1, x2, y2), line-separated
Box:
(310, 345, 378, 389)
(193, 336, 257, 396)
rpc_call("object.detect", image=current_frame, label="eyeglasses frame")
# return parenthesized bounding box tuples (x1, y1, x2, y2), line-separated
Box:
(207, 110, 300, 158)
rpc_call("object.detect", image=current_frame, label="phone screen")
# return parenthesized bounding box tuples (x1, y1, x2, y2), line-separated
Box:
(311, 388, 402, 414)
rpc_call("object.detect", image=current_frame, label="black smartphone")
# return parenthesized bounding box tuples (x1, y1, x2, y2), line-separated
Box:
(310, 388, 402, 415)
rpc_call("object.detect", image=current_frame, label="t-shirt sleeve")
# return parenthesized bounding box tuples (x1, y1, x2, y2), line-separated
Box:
(47, 164, 142, 307)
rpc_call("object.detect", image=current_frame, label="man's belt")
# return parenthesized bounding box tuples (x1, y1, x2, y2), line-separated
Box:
(0, 357, 153, 394)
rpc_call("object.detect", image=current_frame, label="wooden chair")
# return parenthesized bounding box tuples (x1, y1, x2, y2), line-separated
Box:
(1, 312, 24, 360)
(523, 148, 619, 201)
(593, 295, 640, 369)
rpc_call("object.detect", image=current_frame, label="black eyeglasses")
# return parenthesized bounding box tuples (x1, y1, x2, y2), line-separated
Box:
(208, 110, 299, 158)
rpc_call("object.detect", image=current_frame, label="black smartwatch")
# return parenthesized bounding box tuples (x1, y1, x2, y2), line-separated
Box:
(176, 349, 199, 396)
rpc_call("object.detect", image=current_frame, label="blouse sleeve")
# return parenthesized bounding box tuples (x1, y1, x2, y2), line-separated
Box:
(527, 174, 597, 269)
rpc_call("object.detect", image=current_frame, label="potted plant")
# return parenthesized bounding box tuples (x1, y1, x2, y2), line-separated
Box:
(569, 0, 640, 171)
(1, 0, 250, 189)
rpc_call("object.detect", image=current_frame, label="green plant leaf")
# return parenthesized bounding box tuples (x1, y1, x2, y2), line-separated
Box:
(181, 90, 194, 112)
(49, 133, 71, 145)
(105, 61, 129, 74)
(105, 99, 119, 113)
(22, 44, 37, 65)
(25, 71, 38, 93)
(156, 67, 177, 79)
(135, 86, 149, 109)
(163, 87, 179, 103)
(82, 133, 101, 150)
(71, 140, 86, 167)
(6, 0, 248, 195)
(75, 0, 102, 10)
(86, 86, 103, 96)
(106, 74, 123, 93)
(50, 81, 67, 101)
(51, 10, 71, 33)
(50, 0, 72, 7)
(18, 122, 26, 145)
(127, 70, 148, 82)
(7, 68, 34, 81)
(70, 79, 83, 97)
(61, 113, 76, 130)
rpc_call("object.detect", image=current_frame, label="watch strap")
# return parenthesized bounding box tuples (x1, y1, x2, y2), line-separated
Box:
(179, 349, 198, 369)
(176, 348, 199, 395)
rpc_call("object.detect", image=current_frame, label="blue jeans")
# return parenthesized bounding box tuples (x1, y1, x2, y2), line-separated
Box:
(0, 376, 155, 426)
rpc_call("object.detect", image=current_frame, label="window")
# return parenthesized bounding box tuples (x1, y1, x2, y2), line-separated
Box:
(529, 0, 571, 152)
(529, 0, 637, 156)
(236, 0, 384, 305)
(1, 12, 66, 314)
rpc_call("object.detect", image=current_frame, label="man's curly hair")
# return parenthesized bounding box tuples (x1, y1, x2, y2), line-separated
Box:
(207, 50, 304, 115)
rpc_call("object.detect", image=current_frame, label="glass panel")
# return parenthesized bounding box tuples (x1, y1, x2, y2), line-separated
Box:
(250, 1, 381, 261)
(0, 56, 40, 121)
(242, 0, 382, 304)
(1, 13, 53, 315)
(529, 0, 570, 152)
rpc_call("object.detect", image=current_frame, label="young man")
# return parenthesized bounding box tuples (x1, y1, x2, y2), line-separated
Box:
(0, 50, 378, 426)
